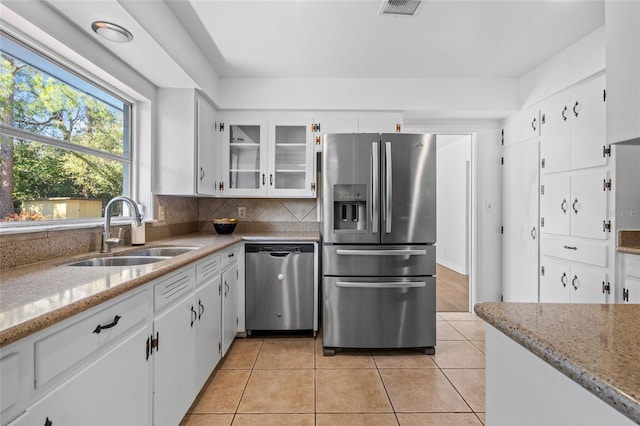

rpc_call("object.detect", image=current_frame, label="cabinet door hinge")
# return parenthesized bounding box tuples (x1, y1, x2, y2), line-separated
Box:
(311, 123, 321, 132)
(623, 288, 629, 302)
(603, 178, 612, 191)
(218, 341, 222, 354)
(603, 145, 612, 158)
(500, 157, 504, 165)
(315, 136, 321, 145)
(541, 158, 545, 169)
(540, 185, 545, 195)
(396, 123, 402, 133)
(603, 89, 606, 102)
(500, 225, 503, 234)
(603, 220, 612, 232)
(219, 282, 222, 296)
(311, 182, 316, 191)
(541, 265, 545, 276)
(541, 113, 546, 125)
(602, 281, 611, 295)
(219, 122, 224, 132)
(147, 332, 159, 360)
(501, 129, 504, 146)
(541, 217, 545, 227)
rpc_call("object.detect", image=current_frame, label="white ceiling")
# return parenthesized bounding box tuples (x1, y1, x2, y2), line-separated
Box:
(185, 0, 604, 79)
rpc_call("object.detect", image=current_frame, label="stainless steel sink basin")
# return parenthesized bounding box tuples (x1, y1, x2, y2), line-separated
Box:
(125, 246, 199, 257)
(67, 256, 168, 267)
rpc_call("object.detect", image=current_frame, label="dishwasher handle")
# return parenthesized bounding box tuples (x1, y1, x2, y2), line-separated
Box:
(269, 252, 291, 257)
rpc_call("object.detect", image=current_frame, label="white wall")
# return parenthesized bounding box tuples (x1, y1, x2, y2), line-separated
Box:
(436, 135, 471, 274)
(519, 27, 605, 108)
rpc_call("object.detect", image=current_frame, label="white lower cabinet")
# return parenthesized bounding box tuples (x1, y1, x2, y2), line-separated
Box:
(221, 263, 238, 357)
(620, 254, 640, 303)
(10, 325, 151, 426)
(540, 258, 608, 303)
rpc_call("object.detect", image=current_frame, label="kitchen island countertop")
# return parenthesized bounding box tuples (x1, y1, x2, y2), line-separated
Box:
(0, 231, 318, 347)
(474, 302, 640, 424)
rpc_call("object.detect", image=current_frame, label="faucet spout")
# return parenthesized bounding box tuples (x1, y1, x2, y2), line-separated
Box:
(101, 196, 142, 253)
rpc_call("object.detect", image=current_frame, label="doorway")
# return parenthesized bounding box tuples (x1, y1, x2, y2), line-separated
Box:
(435, 135, 472, 311)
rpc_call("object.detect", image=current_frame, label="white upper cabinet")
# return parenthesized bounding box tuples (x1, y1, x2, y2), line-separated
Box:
(606, 1, 640, 144)
(220, 113, 315, 197)
(540, 75, 607, 173)
(502, 105, 540, 146)
(156, 89, 220, 196)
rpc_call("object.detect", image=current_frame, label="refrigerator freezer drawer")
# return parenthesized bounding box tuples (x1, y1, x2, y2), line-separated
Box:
(322, 276, 436, 349)
(322, 244, 435, 276)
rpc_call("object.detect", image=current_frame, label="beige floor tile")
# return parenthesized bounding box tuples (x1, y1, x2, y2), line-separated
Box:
(316, 413, 399, 426)
(438, 312, 481, 321)
(238, 369, 314, 413)
(436, 321, 466, 341)
(476, 412, 486, 425)
(379, 369, 470, 413)
(180, 414, 234, 426)
(316, 369, 392, 413)
(373, 351, 438, 369)
(471, 340, 485, 353)
(254, 339, 315, 369)
(315, 343, 376, 369)
(220, 338, 263, 369)
(448, 320, 486, 340)
(191, 369, 250, 413)
(396, 413, 482, 425)
(232, 413, 314, 425)
(442, 369, 485, 412)
(431, 341, 485, 369)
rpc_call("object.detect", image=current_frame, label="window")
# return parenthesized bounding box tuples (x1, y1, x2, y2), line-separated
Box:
(0, 33, 132, 224)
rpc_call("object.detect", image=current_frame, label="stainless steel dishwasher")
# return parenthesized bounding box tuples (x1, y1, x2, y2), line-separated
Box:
(245, 244, 315, 334)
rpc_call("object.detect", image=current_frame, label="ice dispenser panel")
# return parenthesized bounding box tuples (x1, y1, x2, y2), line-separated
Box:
(333, 184, 367, 231)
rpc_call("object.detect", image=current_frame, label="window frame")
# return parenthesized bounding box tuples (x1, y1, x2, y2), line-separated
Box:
(0, 31, 136, 230)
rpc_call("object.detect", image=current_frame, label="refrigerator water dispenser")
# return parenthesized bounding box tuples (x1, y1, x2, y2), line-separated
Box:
(333, 184, 367, 231)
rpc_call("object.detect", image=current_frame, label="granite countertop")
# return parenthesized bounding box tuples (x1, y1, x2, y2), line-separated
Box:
(618, 230, 640, 255)
(0, 231, 319, 348)
(474, 302, 640, 424)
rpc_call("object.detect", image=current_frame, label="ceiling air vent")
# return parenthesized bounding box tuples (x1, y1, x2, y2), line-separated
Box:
(379, 0, 423, 16)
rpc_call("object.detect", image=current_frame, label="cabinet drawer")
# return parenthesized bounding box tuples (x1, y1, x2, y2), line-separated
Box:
(626, 255, 640, 277)
(35, 288, 150, 388)
(154, 266, 195, 311)
(196, 253, 221, 285)
(542, 238, 608, 267)
(221, 245, 240, 270)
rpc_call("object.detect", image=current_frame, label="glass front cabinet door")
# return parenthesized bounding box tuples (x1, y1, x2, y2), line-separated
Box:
(221, 116, 315, 197)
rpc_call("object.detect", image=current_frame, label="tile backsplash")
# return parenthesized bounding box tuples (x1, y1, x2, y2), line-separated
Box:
(0, 196, 319, 270)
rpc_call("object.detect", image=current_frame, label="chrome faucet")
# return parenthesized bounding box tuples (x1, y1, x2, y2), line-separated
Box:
(101, 196, 142, 253)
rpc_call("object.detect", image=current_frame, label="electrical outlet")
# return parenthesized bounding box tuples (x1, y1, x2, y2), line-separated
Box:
(158, 206, 165, 221)
(238, 207, 247, 219)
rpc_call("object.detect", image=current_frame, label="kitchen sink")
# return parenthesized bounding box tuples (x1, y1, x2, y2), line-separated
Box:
(66, 256, 168, 267)
(124, 246, 200, 257)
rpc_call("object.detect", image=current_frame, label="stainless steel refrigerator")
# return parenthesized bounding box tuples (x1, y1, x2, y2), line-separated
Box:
(321, 133, 436, 355)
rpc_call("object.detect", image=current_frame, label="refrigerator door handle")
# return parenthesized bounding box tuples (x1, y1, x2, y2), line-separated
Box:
(385, 141, 392, 234)
(372, 142, 379, 234)
(336, 281, 426, 289)
(335, 249, 427, 256)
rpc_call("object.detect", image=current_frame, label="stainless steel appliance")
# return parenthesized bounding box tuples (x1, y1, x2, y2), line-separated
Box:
(245, 244, 316, 334)
(321, 133, 436, 355)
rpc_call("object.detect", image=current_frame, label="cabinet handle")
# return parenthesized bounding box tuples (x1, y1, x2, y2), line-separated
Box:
(561, 198, 568, 214)
(572, 275, 578, 290)
(190, 305, 197, 328)
(573, 101, 580, 117)
(572, 198, 579, 214)
(269, 174, 273, 186)
(44, 417, 53, 426)
(530, 226, 536, 240)
(224, 280, 229, 297)
(561, 106, 568, 122)
(563, 245, 578, 251)
(198, 299, 204, 320)
(93, 315, 121, 334)
(200, 167, 205, 181)
(560, 272, 567, 288)
(262, 173, 266, 185)
(531, 117, 537, 131)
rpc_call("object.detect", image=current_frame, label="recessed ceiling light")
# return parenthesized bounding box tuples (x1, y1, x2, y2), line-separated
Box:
(91, 21, 133, 43)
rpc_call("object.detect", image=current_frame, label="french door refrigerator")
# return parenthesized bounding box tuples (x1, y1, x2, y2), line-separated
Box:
(321, 133, 436, 355)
